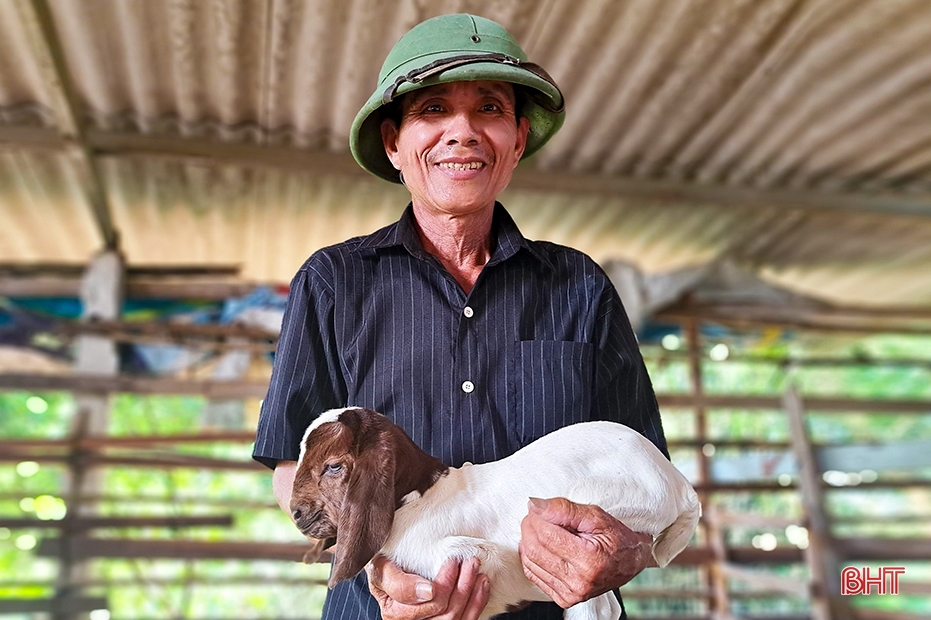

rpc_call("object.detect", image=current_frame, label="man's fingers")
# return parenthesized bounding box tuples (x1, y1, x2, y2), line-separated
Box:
(532, 514, 590, 555)
(528, 497, 614, 534)
(432, 557, 462, 590)
(443, 557, 480, 613)
(366, 555, 445, 606)
(528, 497, 583, 530)
(364, 556, 490, 620)
(520, 550, 571, 608)
(518, 519, 577, 608)
(460, 574, 492, 620)
(519, 513, 601, 608)
(521, 511, 594, 576)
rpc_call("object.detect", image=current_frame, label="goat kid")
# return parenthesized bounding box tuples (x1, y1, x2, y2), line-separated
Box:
(291, 407, 700, 620)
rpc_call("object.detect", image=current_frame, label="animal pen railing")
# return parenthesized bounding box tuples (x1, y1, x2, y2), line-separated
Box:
(2, 318, 931, 620)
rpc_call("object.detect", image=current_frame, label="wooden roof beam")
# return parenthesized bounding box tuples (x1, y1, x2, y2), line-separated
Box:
(11, 0, 118, 249)
(3, 128, 929, 220)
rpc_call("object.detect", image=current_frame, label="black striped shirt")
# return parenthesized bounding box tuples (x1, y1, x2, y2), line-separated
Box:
(253, 203, 666, 620)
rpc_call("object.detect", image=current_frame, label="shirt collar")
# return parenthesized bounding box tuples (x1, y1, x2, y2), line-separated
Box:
(355, 202, 554, 270)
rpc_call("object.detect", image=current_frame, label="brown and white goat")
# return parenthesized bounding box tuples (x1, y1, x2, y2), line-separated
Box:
(291, 407, 700, 620)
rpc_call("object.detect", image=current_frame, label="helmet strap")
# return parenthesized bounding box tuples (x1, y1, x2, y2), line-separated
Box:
(381, 53, 564, 114)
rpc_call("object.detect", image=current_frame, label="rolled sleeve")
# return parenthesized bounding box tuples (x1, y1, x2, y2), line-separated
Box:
(252, 262, 347, 469)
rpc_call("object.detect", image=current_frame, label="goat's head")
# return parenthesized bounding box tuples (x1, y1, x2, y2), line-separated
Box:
(290, 407, 446, 586)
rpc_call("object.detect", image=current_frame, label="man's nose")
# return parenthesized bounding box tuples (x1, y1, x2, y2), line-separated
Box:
(445, 111, 480, 145)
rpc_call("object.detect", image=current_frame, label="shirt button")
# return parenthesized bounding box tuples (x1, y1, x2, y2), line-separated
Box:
(461, 380, 475, 394)
(463, 306, 474, 318)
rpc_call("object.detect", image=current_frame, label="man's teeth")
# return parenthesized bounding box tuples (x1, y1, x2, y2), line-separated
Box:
(438, 162, 484, 170)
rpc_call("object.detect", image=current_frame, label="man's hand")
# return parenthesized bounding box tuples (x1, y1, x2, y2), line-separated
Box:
(365, 555, 490, 620)
(518, 497, 653, 608)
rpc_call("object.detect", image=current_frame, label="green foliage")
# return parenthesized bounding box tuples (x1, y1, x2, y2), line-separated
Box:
(0, 391, 74, 438)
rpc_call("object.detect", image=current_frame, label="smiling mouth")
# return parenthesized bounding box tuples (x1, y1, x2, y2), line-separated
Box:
(437, 161, 484, 171)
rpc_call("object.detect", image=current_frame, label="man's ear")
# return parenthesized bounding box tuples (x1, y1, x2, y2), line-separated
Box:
(513, 116, 530, 165)
(381, 118, 402, 171)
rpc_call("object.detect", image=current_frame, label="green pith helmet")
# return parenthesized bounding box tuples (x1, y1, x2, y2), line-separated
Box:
(350, 14, 566, 184)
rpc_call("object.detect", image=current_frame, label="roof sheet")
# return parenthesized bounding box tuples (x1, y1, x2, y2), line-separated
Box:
(1, 0, 930, 307)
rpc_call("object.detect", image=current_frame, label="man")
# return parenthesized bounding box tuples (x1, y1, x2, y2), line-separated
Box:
(253, 13, 667, 620)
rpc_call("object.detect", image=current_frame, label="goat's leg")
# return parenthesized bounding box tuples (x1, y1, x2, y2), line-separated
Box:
(436, 536, 547, 620)
(437, 535, 502, 574)
(564, 592, 622, 620)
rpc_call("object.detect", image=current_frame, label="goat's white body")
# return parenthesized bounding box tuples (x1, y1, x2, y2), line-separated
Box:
(381, 420, 700, 620)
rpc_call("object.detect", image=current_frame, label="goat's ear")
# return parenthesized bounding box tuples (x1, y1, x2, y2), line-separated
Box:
(329, 435, 396, 586)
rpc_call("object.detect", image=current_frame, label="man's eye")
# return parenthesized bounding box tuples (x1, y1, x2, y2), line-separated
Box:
(482, 103, 501, 112)
(324, 463, 343, 475)
(424, 104, 443, 113)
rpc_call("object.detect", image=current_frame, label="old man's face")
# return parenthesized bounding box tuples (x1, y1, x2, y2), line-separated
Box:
(380, 80, 530, 218)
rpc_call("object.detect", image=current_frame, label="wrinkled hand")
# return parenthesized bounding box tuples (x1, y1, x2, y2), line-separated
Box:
(518, 497, 653, 608)
(365, 555, 490, 620)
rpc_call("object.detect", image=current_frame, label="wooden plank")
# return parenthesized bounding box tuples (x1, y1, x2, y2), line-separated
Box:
(0, 124, 63, 148)
(642, 349, 931, 370)
(37, 537, 324, 562)
(836, 537, 931, 561)
(855, 610, 931, 620)
(784, 388, 848, 620)
(684, 319, 731, 617)
(0, 597, 107, 614)
(0, 432, 256, 449)
(657, 305, 931, 336)
(7, 127, 931, 220)
(715, 511, 800, 529)
(818, 440, 931, 472)
(899, 581, 931, 595)
(88, 133, 931, 220)
(691, 480, 931, 492)
(609, 588, 711, 600)
(658, 394, 931, 414)
(0, 492, 278, 510)
(718, 562, 809, 597)
(46, 319, 278, 353)
(52, 318, 278, 343)
(0, 516, 234, 529)
(0, 263, 242, 278)
(0, 576, 328, 589)
(727, 547, 803, 564)
(0, 373, 269, 399)
(0, 276, 259, 299)
(0, 450, 262, 471)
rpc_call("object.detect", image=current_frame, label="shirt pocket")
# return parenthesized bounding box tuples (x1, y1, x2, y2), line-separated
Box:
(508, 340, 595, 446)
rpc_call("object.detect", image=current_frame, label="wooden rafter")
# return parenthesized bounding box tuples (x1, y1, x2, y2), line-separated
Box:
(11, 0, 118, 249)
(1, 126, 930, 220)
(656, 301, 931, 335)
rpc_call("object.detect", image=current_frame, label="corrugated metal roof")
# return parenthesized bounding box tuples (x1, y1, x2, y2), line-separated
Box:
(1, 0, 930, 308)
(0, 150, 102, 262)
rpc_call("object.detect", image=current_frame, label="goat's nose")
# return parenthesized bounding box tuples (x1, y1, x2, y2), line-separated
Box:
(292, 507, 303, 521)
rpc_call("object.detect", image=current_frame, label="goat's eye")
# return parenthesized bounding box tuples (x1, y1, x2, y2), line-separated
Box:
(324, 463, 343, 475)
